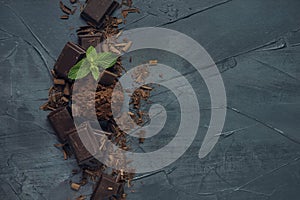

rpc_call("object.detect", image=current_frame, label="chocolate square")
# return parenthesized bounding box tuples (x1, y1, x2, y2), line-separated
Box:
(67, 122, 100, 165)
(99, 70, 118, 86)
(47, 106, 75, 142)
(79, 33, 103, 50)
(81, 0, 119, 27)
(91, 174, 123, 200)
(54, 42, 85, 79)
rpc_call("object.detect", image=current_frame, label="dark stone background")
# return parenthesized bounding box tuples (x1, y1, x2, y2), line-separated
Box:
(1, 0, 300, 199)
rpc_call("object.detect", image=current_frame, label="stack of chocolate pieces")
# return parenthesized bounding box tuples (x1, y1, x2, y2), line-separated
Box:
(43, 0, 128, 199)
(48, 108, 98, 165)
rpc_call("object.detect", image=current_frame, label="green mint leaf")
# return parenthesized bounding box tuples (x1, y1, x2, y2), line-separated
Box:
(68, 59, 84, 79)
(69, 47, 119, 81)
(86, 46, 97, 62)
(76, 60, 91, 79)
(68, 59, 90, 80)
(96, 52, 119, 69)
(90, 66, 100, 80)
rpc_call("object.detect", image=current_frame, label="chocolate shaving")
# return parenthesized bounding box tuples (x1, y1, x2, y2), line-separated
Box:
(140, 85, 152, 90)
(50, 69, 57, 78)
(60, 15, 69, 20)
(149, 60, 158, 65)
(54, 143, 65, 148)
(122, 8, 140, 18)
(59, 1, 72, 15)
(63, 150, 68, 160)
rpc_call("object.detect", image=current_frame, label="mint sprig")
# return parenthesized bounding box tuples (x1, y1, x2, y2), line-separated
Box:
(68, 46, 119, 80)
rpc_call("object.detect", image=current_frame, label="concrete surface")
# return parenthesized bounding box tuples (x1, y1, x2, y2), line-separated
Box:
(0, 0, 300, 199)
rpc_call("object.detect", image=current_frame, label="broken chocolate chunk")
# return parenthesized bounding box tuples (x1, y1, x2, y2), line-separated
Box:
(99, 70, 118, 86)
(47, 106, 76, 142)
(91, 174, 124, 200)
(54, 42, 85, 79)
(79, 33, 103, 50)
(81, 0, 119, 27)
(67, 122, 100, 165)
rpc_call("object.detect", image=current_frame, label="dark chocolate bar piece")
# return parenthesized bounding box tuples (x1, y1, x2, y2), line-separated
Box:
(67, 122, 100, 165)
(81, 0, 119, 27)
(99, 70, 118, 86)
(47, 106, 75, 142)
(79, 33, 103, 50)
(91, 174, 124, 200)
(54, 42, 85, 79)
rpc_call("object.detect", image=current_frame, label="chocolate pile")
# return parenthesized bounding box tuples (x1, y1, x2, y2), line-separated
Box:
(40, 0, 142, 199)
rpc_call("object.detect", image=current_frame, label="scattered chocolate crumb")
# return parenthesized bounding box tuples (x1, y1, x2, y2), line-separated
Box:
(63, 149, 68, 160)
(60, 15, 69, 20)
(71, 182, 81, 191)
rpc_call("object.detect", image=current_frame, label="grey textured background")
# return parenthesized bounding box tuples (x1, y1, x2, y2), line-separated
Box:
(1, 0, 300, 199)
